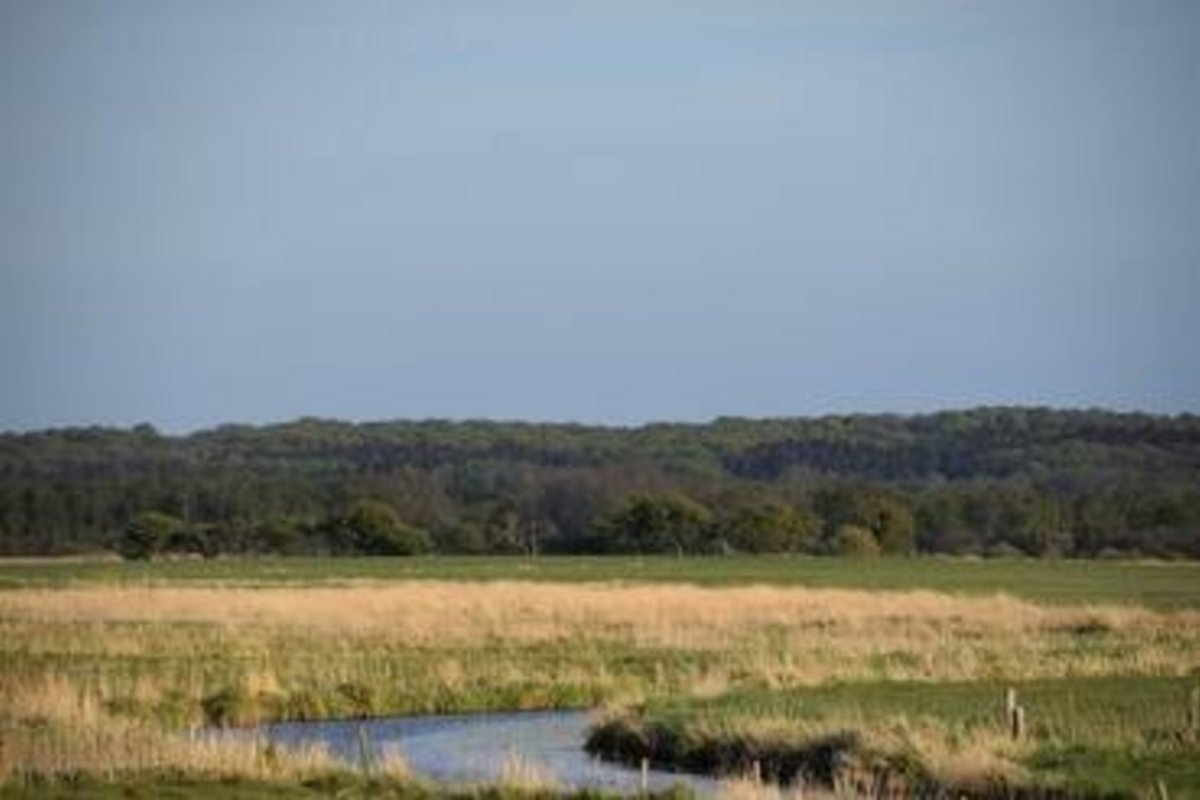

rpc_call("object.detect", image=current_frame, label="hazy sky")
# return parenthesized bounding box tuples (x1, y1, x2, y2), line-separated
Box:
(2, 1, 1198, 431)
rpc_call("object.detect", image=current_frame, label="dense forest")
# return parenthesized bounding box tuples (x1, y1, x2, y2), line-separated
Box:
(2, 407, 1198, 559)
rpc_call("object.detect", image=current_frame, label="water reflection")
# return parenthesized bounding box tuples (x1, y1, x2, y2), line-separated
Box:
(258, 709, 716, 795)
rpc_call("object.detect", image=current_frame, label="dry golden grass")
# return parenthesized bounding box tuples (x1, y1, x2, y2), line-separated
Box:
(663, 707, 1028, 782)
(496, 750, 562, 792)
(0, 581, 1190, 644)
(0, 675, 337, 782)
(716, 774, 843, 800)
(831, 715, 1026, 787)
(1, 673, 103, 729)
(2, 582, 1194, 691)
(374, 744, 414, 781)
(716, 775, 794, 800)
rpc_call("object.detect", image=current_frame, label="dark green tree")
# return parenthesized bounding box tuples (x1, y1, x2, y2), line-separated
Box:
(602, 494, 713, 555)
(118, 511, 182, 560)
(815, 487, 916, 555)
(718, 503, 821, 553)
(435, 521, 488, 554)
(336, 499, 431, 556)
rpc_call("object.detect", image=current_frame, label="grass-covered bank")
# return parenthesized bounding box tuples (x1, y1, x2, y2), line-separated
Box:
(3, 555, 1199, 609)
(586, 677, 1200, 797)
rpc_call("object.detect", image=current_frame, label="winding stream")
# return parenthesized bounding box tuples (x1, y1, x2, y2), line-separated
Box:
(256, 710, 717, 795)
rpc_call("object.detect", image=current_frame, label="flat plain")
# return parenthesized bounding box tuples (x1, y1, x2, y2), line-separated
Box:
(1, 556, 1198, 797)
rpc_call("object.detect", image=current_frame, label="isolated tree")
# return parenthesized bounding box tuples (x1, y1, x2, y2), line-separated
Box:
(602, 494, 713, 555)
(118, 511, 182, 560)
(337, 499, 431, 556)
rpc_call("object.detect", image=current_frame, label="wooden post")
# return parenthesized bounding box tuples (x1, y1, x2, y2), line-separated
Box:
(1005, 687, 1024, 740)
(1187, 686, 1199, 744)
(1011, 705, 1026, 740)
(752, 759, 761, 785)
(640, 757, 649, 793)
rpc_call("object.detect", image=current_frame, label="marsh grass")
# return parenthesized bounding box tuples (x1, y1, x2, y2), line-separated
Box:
(0, 687, 338, 782)
(2, 578, 1198, 793)
(1, 583, 1194, 723)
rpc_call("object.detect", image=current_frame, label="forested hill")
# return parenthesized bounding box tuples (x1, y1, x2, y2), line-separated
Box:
(2, 407, 1199, 558)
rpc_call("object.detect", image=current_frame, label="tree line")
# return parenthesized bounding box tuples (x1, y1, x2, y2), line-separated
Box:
(1, 407, 1198, 559)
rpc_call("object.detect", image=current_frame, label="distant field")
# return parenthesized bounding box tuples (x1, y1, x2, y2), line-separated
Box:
(1, 554, 1198, 609)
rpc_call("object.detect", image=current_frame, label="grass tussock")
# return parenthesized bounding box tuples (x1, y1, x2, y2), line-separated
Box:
(589, 712, 1025, 795)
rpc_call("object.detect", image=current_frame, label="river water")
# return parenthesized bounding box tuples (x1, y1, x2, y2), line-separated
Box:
(257, 709, 718, 795)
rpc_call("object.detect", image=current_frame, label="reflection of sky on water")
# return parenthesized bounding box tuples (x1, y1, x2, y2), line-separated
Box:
(259, 709, 717, 795)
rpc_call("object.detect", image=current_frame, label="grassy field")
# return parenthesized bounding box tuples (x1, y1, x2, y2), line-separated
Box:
(2, 555, 1199, 609)
(1, 556, 1198, 797)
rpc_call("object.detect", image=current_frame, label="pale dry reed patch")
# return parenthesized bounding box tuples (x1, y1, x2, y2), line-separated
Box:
(907, 726, 1027, 788)
(496, 749, 561, 792)
(1, 673, 102, 728)
(0, 582, 1190, 646)
(0, 673, 336, 782)
(834, 715, 1028, 787)
(2, 723, 340, 781)
(375, 743, 413, 781)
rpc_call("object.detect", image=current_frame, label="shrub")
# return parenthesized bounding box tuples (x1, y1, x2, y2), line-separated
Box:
(200, 686, 259, 728)
(833, 525, 881, 558)
(336, 681, 375, 718)
(283, 689, 326, 721)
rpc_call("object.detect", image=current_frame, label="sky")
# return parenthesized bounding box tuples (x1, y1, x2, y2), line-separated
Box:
(1, 1, 1198, 432)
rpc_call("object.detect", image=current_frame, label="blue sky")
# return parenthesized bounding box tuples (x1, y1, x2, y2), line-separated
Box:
(1, 1, 1198, 431)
